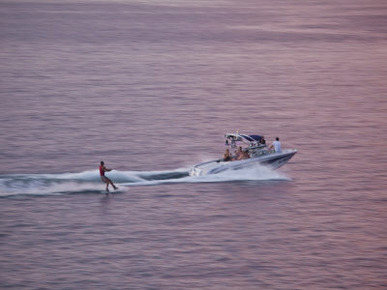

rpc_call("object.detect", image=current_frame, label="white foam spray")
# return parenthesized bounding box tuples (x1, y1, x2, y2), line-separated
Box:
(0, 164, 289, 197)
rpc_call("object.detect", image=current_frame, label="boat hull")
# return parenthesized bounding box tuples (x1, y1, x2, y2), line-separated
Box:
(189, 149, 297, 177)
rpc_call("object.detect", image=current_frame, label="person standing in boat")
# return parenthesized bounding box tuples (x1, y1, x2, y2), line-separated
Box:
(99, 161, 118, 192)
(270, 137, 282, 153)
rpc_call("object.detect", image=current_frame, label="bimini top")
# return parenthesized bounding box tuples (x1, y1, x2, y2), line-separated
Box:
(225, 133, 263, 143)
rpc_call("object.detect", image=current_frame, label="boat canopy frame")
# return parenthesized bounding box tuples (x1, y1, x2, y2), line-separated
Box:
(225, 133, 263, 145)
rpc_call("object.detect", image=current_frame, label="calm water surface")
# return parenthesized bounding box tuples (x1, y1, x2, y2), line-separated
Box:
(0, 0, 386, 289)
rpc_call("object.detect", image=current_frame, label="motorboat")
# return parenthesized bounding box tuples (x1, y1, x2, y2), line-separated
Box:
(189, 133, 297, 176)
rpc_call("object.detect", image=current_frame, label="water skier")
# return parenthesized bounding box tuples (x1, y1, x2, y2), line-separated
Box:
(99, 161, 118, 192)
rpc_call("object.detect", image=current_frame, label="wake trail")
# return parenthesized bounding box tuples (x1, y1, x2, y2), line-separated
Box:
(0, 164, 289, 197)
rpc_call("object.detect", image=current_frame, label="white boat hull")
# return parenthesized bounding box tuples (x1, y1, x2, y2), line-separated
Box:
(189, 149, 297, 177)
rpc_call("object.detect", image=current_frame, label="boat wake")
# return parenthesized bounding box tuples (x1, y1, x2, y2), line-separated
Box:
(0, 165, 290, 197)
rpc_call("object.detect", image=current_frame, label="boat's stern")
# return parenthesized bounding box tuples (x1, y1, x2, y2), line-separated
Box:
(189, 166, 203, 177)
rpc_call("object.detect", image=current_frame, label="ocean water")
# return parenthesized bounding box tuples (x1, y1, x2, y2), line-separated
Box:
(1, 0, 386, 289)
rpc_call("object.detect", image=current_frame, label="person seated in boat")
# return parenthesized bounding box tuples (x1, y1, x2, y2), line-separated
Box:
(223, 148, 232, 162)
(243, 148, 250, 159)
(236, 146, 249, 160)
(236, 146, 243, 160)
(260, 136, 267, 147)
